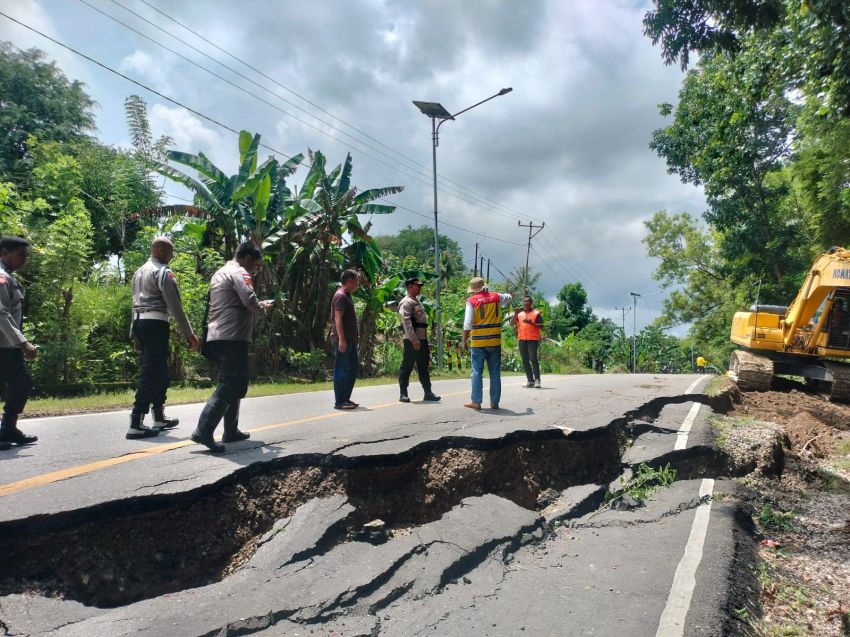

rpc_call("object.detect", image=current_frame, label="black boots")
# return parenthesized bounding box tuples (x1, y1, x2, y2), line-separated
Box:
(0, 414, 37, 445)
(190, 397, 227, 453)
(151, 405, 179, 430)
(399, 389, 440, 402)
(221, 401, 249, 443)
(126, 413, 161, 440)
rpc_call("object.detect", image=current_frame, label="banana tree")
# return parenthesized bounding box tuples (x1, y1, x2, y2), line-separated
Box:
(263, 150, 403, 352)
(154, 131, 303, 259)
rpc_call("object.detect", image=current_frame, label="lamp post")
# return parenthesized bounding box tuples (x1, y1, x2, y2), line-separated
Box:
(412, 87, 513, 371)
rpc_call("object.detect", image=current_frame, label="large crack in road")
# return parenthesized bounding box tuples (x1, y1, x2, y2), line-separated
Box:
(0, 388, 749, 636)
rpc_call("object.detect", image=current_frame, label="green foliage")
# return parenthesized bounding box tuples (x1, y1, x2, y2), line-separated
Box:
(643, 0, 850, 118)
(607, 463, 678, 504)
(0, 43, 95, 182)
(550, 282, 593, 339)
(375, 225, 464, 276)
(758, 505, 797, 532)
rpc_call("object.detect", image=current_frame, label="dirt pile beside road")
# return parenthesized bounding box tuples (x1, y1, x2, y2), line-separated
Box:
(724, 382, 850, 636)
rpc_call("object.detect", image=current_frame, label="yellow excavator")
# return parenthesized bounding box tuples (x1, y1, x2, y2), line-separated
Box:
(729, 247, 850, 401)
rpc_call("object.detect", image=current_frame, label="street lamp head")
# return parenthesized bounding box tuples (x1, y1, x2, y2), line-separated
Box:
(412, 100, 454, 120)
(498, 87, 513, 96)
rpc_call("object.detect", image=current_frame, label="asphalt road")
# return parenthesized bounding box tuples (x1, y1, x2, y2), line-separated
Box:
(0, 373, 748, 636)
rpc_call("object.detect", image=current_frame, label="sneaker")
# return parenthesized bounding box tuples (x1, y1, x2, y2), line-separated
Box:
(525, 381, 535, 388)
(464, 402, 482, 410)
(490, 402, 499, 410)
(399, 393, 411, 403)
(534, 379, 541, 388)
(423, 392, 441, 401)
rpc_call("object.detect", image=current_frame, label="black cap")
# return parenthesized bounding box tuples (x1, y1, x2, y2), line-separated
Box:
(405, 278, 423, 287)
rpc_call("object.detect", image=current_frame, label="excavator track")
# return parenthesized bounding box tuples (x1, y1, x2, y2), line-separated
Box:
(824, 361, 850, 403)
(729, 350, 774, 392)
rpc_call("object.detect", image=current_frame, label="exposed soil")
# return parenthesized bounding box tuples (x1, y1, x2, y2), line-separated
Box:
(725, 381, 850, 636)
(0, 432, 620, 608)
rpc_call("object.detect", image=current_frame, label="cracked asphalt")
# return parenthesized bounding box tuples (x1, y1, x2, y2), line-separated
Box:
(0, 373, 746, 636)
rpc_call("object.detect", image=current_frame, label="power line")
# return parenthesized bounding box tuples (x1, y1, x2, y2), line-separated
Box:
(535, 233, 624, 309)
(134, 0, 546, 224)
(0, 11, 530, 253)
(530, 246, 619, 321)
(89, 0, 538, 227)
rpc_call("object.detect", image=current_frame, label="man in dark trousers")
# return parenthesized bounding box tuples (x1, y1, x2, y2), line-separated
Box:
(331, 269, 361, 410)
(191, 241, 273, 453)
(128, 237, 199, 440)
(398, 277, 441, 403)
(0, 236, 38, 448)
(510, 295, 544, 388)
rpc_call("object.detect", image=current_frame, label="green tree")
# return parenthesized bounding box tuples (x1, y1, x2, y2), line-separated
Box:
(156, 130, 304, 258)
(643, 210, 748, 364)
(551, 282, 593, 339)
(650, 35, 810, 299)
(643, 0, 850, 118)
(374, 225, 465, 276)
(0, 44, 95, 183)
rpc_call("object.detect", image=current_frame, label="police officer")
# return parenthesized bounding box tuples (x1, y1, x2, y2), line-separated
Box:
(0, 236, 38, 448)
(398, 278, 440, 403)
(190, 241, 272, 453)
(128, 237, 198, 440)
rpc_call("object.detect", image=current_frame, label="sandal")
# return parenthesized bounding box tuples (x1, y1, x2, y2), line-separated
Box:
(345, 400, 359, 408)
(334, 403, 357, 410)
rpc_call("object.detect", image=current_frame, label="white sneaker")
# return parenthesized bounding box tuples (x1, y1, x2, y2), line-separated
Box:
(534, 379, 541, 388)
(525, 381, 535, 388)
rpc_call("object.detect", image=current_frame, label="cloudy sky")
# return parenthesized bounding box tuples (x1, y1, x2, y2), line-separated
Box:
(0, 0, 706, 332)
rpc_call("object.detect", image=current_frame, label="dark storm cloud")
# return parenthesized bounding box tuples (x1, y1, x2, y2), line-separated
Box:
(0, 0, 706, 329)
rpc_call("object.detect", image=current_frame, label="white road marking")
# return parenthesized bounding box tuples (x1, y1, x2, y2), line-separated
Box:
(674, 403, 701, 451)
(656, 478, 715, 637)
(684, 377, 705, 395)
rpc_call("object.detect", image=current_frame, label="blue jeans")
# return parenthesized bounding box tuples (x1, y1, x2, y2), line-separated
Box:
(333, 344, 359, 405)
(470, 346, 501, 405)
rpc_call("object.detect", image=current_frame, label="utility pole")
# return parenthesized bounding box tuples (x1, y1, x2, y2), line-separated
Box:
(629, 292, 641, 373)
(486, 258, 490, 282)
(480, 256, 484, 279)
(473, 243, 479, 277)
(614, 306, 631, 339)
(518, 220, 545, 294)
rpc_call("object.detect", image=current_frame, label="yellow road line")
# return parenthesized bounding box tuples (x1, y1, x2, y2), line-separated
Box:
(0, 390, 469, 498)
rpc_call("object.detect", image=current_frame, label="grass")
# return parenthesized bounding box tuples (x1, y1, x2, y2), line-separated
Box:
(25, 369, 522, 417)
(704, 375, 732, 397)
(606, 462, 678, 505)
(758, 505, 797, 533)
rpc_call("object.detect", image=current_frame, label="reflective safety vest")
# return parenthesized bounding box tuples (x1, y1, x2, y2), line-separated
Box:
(468, 291, 503, 347)
(517, 309, 542, 341)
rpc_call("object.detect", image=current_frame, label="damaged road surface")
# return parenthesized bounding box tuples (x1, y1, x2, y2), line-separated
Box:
(0, 374, 747, 636)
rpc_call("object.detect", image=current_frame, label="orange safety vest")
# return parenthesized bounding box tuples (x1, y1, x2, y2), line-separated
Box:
(468, 291, 503, 347)
(517, 309, 542, 341)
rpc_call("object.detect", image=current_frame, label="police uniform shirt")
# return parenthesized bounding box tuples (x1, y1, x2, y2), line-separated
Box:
(131, 257, 194, 338)
(0, 262, 26, 348)
(399, 295, 428, 343)
(206, 260, 265, 343)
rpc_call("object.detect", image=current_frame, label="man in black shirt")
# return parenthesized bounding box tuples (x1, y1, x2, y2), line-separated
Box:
(330, 270, 360, 409)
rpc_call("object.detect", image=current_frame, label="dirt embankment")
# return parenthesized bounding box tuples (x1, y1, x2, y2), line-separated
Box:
(725, 382, 850, 637)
